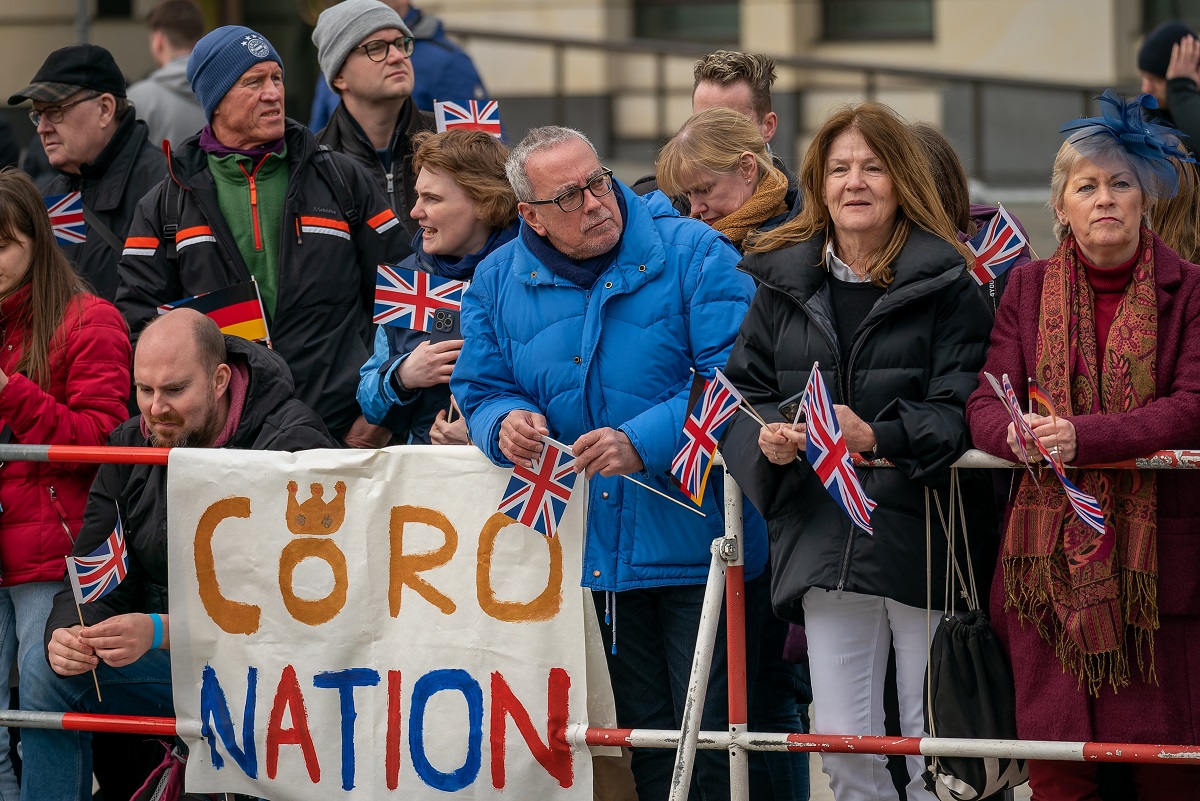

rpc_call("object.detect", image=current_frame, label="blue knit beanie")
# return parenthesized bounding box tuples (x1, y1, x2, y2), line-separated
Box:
(187, 26, 284, 121)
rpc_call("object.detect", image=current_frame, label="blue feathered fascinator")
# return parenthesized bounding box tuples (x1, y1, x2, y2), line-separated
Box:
(1059, 89, 1195, 199)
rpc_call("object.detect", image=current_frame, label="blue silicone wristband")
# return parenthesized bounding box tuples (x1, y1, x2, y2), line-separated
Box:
(148, 613, 163, 650)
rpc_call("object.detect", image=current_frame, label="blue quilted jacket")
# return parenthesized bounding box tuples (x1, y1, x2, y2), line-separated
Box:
(452, 184, 767, 591)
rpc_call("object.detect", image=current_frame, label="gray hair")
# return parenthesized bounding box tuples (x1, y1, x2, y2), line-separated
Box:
(505, 126, 599, 202)
(1049, 138, 1150, 242)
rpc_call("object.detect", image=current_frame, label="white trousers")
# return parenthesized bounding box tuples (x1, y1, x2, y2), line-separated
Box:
(803, 588, 940, 801)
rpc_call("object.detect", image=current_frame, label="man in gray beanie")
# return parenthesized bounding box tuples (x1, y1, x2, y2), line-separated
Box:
(1138, 20, 1200, 153)
(117, 24, 409, 448)
(313, 0, 435, 238)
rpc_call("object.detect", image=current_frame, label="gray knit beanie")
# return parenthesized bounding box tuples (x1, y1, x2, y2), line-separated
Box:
(313, 0, 411, 89)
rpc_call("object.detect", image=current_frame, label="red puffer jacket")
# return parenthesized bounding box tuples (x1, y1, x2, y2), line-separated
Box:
(0, 286, 130, 585)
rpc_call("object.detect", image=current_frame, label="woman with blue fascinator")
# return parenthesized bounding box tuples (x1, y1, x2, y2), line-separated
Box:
(967, 91, 1200, 798)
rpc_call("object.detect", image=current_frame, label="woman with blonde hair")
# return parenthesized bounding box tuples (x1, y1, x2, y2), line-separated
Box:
(358, 128, 518, 446)
(656, 106, 798, 249)
(721, 102, 997, 801)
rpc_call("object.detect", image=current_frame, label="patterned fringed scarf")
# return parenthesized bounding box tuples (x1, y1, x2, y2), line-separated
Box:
(713, 167, 789, 248)
(1004, 229, 1159, 696)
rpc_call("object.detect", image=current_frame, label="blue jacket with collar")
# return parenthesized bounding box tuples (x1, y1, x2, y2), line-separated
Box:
(452, 184, 767, 591)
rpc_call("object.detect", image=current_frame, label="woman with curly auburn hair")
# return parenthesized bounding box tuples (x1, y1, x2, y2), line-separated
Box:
(357, 128, 518, 446)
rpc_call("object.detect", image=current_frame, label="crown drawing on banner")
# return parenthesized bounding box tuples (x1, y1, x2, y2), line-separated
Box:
(285, 481, 348, 535)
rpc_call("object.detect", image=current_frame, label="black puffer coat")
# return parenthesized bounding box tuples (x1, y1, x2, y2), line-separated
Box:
(44, 336, 334, 648)
(316, 100, 435, 238)
(721, 228, 999, 622)
(45, 113, 166, 301)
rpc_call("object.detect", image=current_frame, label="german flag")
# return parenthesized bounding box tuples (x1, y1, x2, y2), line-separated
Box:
(158, 281, 270, 345)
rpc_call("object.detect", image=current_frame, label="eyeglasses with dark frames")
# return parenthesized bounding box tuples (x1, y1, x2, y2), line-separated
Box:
(526, 170, 615, 213)
(354, 36, 415, 62)
(28, 92, 101, 127)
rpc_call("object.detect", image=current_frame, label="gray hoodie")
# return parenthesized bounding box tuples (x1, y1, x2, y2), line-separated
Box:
(127, 56, 207, 149)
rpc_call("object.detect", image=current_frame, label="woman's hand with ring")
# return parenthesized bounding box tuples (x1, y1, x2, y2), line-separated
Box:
(1030, 416, 1077, 464)
(759, 421, 806, 465)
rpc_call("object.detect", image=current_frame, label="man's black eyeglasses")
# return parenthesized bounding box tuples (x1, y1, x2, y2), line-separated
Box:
(28, 93, 101, 127)
(354, 36, 415, 62)
(526, 170, 615, 213)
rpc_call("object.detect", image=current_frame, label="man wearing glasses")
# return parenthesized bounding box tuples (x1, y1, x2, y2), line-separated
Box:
(452, 126, 769, 801)
(116, 26, 408, 447)
(313, 0, 435, 239)
(8, 44, 166, 302)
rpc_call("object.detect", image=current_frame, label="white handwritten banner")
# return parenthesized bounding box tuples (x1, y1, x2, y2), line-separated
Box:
(167, 445, 608, 800)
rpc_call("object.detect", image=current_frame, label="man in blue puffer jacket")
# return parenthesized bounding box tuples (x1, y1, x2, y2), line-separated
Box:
(452, 125, 768, 801)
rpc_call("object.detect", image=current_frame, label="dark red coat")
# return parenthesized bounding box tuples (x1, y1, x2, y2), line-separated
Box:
(965, 232, 1200, 744)
(0, 287, 130, 585)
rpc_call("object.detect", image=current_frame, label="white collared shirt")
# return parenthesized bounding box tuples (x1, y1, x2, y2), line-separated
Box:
(825, 242, 867, 284)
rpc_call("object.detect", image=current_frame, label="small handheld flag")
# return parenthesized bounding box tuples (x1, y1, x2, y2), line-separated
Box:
(157, 281, 270, 344)
(967, 204, 1027, 286)
(45, 192, 86, 245)
(374, 264, 469, 331)
(434, 100, 502, 138)
(66, 511, 129, 605)
(984, 372, 1106, 533)
(497, 436, 580, 538)
(670, 369, 743, 505)
(1027, 380, 1056, 417)
(801, 364, 877, 534)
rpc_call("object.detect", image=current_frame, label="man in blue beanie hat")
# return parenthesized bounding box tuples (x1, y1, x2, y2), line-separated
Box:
(116, 25, 410, 447)
(1138, 20, 1200, 153)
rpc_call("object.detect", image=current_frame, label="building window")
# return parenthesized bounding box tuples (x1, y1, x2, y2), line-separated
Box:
(634, 0, 739, 44)
(96, 0, 133, 18)
(1144, 0, 1200, 32)
(823, 0, 933, 41)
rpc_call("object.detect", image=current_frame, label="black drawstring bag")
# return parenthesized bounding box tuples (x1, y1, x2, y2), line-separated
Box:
(923, 472, 1028, 800)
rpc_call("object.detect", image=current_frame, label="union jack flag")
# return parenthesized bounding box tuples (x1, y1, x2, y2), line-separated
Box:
(434, 99, 502, 138)
(801, 364, 877, 534)
(65, 508, 129, 604)
(45, 192, 86, 245)
(670, 370, 743, 505)
(373, 264, 469, 331)
(497, 436, 579, 538)
(986, 372, 1106, 534)
(967, 204, 1027, 286)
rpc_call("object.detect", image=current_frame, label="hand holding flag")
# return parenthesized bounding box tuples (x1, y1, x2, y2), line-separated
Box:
(64, 505, 129, 701)
(984, 372, 1105, 533)
(800, 363, 877, 534)
(670, 369, 743, 506)
(497, 436, 580, 538)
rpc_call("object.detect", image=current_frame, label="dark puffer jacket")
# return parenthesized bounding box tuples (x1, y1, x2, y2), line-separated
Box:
(316, 100, 436, 239)
(116, 120, 411, 440)
(43, 336, 334, 648)
(44, 113, 166, 301)
(721, 228, 999, 622)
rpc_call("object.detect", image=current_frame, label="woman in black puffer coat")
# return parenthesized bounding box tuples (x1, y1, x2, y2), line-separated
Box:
(721, 102, 998, 801)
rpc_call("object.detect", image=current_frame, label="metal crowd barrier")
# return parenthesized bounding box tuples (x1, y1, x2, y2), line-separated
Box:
(1, 444, 1199, 801)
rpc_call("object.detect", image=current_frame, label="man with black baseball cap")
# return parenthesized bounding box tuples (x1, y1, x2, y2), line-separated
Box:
(9, 44, 165, 301)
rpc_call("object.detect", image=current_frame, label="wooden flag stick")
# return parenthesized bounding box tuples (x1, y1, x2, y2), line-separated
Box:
(620, 474, 706, 517)
(74, 602, 102, 702)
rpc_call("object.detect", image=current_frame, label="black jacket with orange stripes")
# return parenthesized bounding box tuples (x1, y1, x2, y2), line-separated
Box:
(315, 98, 435, 239)
(116, 119, 412, 441)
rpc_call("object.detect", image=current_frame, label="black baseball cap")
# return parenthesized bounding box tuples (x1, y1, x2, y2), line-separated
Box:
(8, 44, 127, 106)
